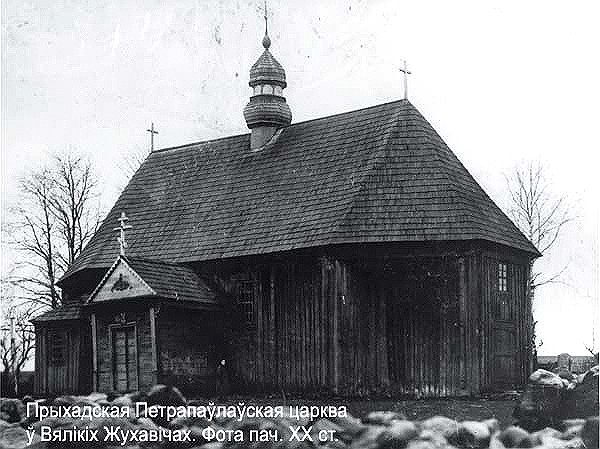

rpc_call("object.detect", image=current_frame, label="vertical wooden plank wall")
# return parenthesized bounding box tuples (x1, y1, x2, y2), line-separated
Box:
(34, 324, 83, 395)
(34, 327, 46, 395)
(238, 250, 530, 396)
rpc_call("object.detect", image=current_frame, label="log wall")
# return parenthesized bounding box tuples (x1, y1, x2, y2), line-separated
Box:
(34, 322, 90, 395)
(157, 307, 220, 395)
(225, 247, 531, 397)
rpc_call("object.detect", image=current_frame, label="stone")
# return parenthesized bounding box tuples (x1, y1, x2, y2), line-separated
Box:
(513, 384, 561, 431)
(323, 440, 349, 449)
(311, 418, 344, 443)
(363, 411, 406, 426)
(482, 419, 499, 434)
(348, 425, 386, 449)
(558, 370, 575, 381)
(516, 427, 563, 447)
(377, 420, 418, 448)
(452, 420, 491, 448)
(197, 443, 224, 449)
(330, 415, 367, 443)
(111, 394, 133, 407)
(404, 441, 440, 449)
(146, 384, 187, 406)
(561, 421, 584, 440)
(567, 365, 599, 418)
(411, 429, 448, 449)
(529, 369, 566, 388)
(0, 423, 45, 448)
(84, 392, 108, 403)
(0, 398, 25, 423)
(52, 395, 78, 406)
(496, 426, 529, 448)
(144, 384, 186, 426)
(420, 416, 459, 440)
(582, 416, 599, 449)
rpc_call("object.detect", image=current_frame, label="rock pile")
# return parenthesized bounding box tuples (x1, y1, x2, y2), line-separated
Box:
(0, 367, 597, 449)
(514, 365, 599, 431)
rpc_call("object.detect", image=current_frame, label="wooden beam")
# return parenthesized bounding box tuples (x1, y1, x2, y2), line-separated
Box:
(91, 313, 98, 391)
(149, 307, 158, 384)
(458, 257, 468, 394)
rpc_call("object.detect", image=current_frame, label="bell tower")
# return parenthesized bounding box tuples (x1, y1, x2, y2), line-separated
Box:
(243, 10, 292, 150)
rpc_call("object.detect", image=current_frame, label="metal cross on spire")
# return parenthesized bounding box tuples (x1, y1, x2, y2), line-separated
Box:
(146, 122, 159, 151)
(399, 60, 412, 100)
(114, 212, 132, 256)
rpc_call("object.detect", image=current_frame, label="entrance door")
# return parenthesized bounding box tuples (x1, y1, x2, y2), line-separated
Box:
(492, 262, 517, 388)
(111, 325, 138, 392)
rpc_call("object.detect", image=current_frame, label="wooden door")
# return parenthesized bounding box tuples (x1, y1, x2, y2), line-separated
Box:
(111, 325, 138, 392)
(492, 262, 517, 388)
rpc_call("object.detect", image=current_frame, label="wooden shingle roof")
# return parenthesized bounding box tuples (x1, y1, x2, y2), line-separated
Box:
(32, 303, 83, 323)
(125, 257, 216, 304)
(61, 100, 538, 282)
(87, 256, 217, 306)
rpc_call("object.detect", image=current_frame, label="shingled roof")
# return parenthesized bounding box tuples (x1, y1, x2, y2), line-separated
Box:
(32, 303, 83, 323)
(88, 256, 217, 305)
(61, 100, 538, 282)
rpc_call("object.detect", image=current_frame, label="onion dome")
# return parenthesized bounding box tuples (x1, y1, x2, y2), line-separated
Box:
(243, 27, 292, 132)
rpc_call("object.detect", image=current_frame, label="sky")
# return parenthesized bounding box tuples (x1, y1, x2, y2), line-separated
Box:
(2, 0, 599, 356)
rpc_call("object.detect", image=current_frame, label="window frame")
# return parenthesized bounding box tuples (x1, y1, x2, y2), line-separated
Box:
(48, 330, 66, 366)
(498, 261, 508, 293)
(236, 278, 256, 327)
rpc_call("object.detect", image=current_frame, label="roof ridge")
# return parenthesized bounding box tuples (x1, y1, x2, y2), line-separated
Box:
(152, 99, 411, 155)
(152, 133, 249, 154)
(290, 99, 410, 128)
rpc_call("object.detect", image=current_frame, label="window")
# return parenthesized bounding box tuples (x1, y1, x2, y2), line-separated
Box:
(253, 85, 261, 95)
(262, 84, 274, 95)
(48, 331, 66, 365)
(237, 279, 255, 326)
(498, 262, 508, 292)
(274, 85, 283, 96)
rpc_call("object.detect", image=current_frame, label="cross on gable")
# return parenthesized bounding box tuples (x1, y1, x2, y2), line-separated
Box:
(113, 212, 132, 256)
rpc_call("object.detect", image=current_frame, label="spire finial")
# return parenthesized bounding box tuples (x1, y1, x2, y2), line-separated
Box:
(262, 0, 271, 49)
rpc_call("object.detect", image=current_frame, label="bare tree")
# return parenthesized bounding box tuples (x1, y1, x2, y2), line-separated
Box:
(506, 161, 572, 291)
(0, 299, 36, 396)
(6, 152, 102, 309)
(505, 161, 572, 362)
(120, 143, 150, 183)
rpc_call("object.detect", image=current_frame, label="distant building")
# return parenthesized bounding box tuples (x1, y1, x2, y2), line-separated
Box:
(537, 354, 597, 374)
(32, 22, 539, 398)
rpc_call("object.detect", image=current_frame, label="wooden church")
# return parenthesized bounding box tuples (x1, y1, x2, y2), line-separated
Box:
(33, 23, 540, 398)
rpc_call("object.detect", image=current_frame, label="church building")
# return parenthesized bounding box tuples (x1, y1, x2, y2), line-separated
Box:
(33, 23, 539, 398)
